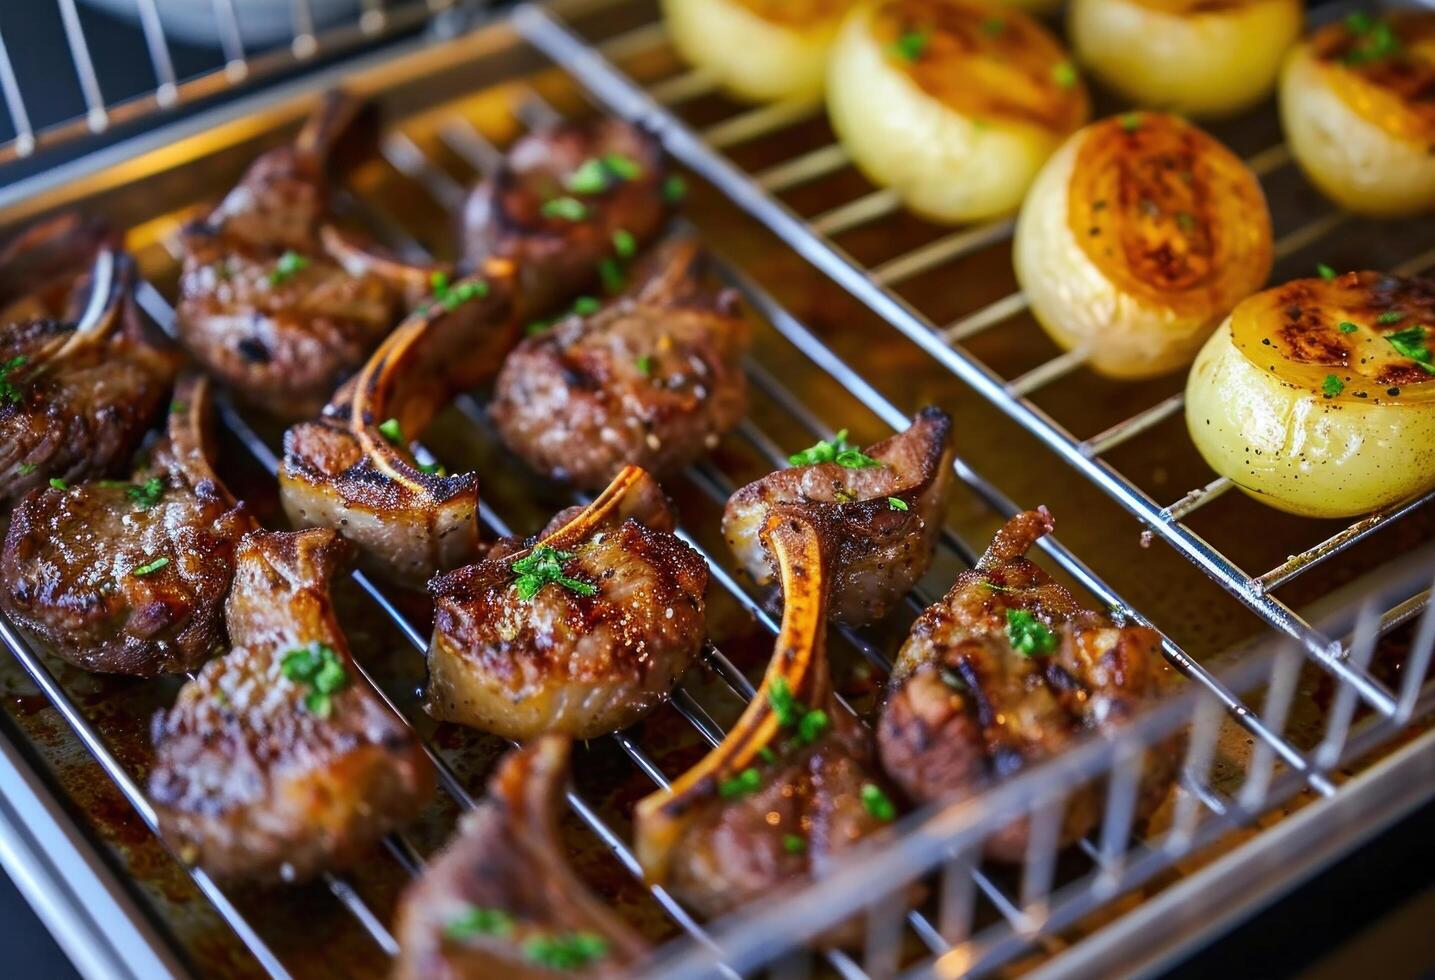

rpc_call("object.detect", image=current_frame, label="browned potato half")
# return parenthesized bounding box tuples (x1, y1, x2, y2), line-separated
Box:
(1186, 271, 1435, 517)
(827, 0, 1090, 223)
(1015, 112, 1273, 378)
(1070, 0, 1300, 118)
(662, 0, 858, 103)
(1280, 12, 1435, 216)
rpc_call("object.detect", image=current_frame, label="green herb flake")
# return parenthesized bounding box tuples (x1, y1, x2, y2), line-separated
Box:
(757, 746, 777, 765)
(1322, 374, 1345, 397)
(768, 676, 801, 729)
(788, 429, 882, 469)
(268, 250, 309, 286)
(279, 641, 349, 719)
(1051, 62, 1078, 89)
(444, 904, 512, 941)
(1338, 321, 1358, 333)
(572, 296, 602, 316)
(378, 417, 404, 444)
(1377, 310, 1406, 325)
(887, 496, 909, 511)
(718, 766, 762, 800)
(603, 153, 643, 181)
(521, 931, 609, 971)
(526, 319, 554, 336)
(612, 227, 637, 259)
(48, 477, 68, 490)
(796, 708, 830, 745)
(890, 30, 929, 62)
(170, 400, 187, 415)
(541, 196, 589, 222)
(565, 158, 611, 195)
(1345, 11, 1375, 33)
(1317, 263, 1337, 281)
(782, 833, 807, 854)
(16, 462, 36, 475)
(1119, 113, 1142, 132)
(1342, 14, 1399, 65)
(132, 556, 170, 577)
(126, 477, 165, 511)
(598, 257, 626, 295)
(1386, 325, 1435, 374)
(0, 355, 28, 406)
(662, 174, 687, 204)
(1006, 608, 1058, 656)
(860, 783, 896, 822)
(510, 545, 598, 601)
(417, 461, 448, 476)
(635, 354, 653, 377)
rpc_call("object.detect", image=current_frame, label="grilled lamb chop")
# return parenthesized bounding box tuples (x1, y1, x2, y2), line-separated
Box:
(279, 262, 519, 586)
(723, 408, 955, 625)
(427, 466, 706, 740)
(459, 118, 671, 319)
(393, 735, 648, 980)
(149, 528, 434, 882)
(489, 238, 749, 489)
(877, 508, 1176, 861)
(636, 512, 901, 943)
(1, 374, 252, 675)
(0, 215, 180, 503)
(175, 92, 439, 418)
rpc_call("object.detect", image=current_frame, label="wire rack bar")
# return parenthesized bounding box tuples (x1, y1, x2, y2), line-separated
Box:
(510, 2, 1430, 723)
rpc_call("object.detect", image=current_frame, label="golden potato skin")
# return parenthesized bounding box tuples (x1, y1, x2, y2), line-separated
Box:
(1015, 112, 1272, 378)
(1186, 272, 1435, 518)
(663, 0, 856, 103)
(1069, 0, 1300, 118)
(1280, 13, 1435, 216)
(827, 0, 1089, 223)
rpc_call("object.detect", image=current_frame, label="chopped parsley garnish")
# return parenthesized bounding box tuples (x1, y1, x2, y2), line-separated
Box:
(126, 477, 165, 510)
(1377, 310, 1406, 325)
(782, 833, 807, 854)
(16, 462, 36, 475)
(444, 905, 513, 941)
(279, 641, 349, 718)
(526, 320, 553, 336)
(1386, 325, 1435, 374)
(1119, 113, 1142, 132)
(797, 708, 830, 744)
(612, 227, 637, 259)
(1322, 374, 1345, 397)
(425, 271, 489, 313)
(1317, 263, 1337, 281)
(132, 556, 169, 577)
(860, 783, 896, 822)
(1338, 321, 1358, 333)
(566, 153, 644, 195)
(1006, 608, 1058, 656)
(268, 250, 308, 286)
(0, 355, 27, 405)
(417, 461, 448, 476)
(541, 196, 589, 222)
(768, 676, 800, 728)
(981, 16, 1005, 35)
(378, 417, 404, 444)
(521, 932, 609, 971)
(635, 354, 653, 377)
(49, 477, 68, 490)
(598, 257, 626, 294)
(1051, 62, 1078, 88)
(757, 746, 776, 764)
(887, 496, 909, 511)
(170, 400, 187, 414)
(1342, 12, 1400, 65)
(510, 545, 598, 601)
(890, 30, 929, 62)
(719, 766, 761, 799)
(662, 174, 687, 204)
(572, 295, 601, 316)
(788, 429, 881, 469)
(603, 153, 643, 181)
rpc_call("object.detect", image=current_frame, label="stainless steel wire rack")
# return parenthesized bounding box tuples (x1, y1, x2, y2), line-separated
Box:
(0, 0, 1431, 978)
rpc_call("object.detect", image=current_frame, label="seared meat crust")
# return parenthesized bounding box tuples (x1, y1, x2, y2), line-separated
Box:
(460, 119, 671, 318)
(490, 239, 749, 489)
(1, 375, 251, 675)
(877, 508, 1177, 860)
(393, 736, 648, 980)
(279, 263, 519, 586)
(149, 528, 434, 882)
(427, 466, 707, 740)
(175, 93, 433, 418)
(723, 407, 955, 624)
(0, 216, 180, 503)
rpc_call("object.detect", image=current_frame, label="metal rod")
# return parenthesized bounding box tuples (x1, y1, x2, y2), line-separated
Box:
(55, 0, 108, 132)
(134, 0, 179, 106)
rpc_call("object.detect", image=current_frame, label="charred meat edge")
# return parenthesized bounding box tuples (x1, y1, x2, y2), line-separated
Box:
(278, 260, 519, 586)
(393, 735, 648, 979)
(635, 511, 830, 883)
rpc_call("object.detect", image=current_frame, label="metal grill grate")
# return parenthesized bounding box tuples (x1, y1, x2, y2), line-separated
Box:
(0, 2, 1430, 978)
